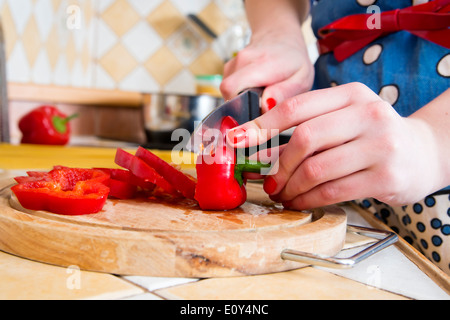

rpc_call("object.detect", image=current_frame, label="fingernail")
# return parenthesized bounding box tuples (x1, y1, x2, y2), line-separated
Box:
(266, 98, 277, 110)
(269, 193, 281, 202)
(263, 176, 278, 195)
(227, 127, 247, 144)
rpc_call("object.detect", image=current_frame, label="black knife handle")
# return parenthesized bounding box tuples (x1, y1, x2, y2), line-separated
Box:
(245, 87, 264, 121)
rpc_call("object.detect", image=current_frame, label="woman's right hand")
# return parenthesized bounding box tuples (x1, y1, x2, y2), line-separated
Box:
(227, 84, 450, 210)
(220, 0, 314, 113)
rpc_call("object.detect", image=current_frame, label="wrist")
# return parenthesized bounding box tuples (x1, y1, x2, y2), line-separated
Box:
(406, 116, 449, 194)
(244, 0, 307, 35)
(409, 90, 450, 193)
(250, 24, 306, 45)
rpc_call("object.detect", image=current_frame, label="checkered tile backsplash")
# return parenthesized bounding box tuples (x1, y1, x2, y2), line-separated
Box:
(2, 0, 247, 94)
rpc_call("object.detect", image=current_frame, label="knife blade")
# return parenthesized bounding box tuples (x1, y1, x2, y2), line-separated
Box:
(186, 88, 263, 154)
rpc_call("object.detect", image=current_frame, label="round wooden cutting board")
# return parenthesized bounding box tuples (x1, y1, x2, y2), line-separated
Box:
(0, 178, 347, 278)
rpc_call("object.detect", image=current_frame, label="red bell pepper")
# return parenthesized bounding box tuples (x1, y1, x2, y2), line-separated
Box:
(19, 106, 78, 145)
(14, 171, 47, 184)
(114, 148, 179, 196)
(96, 168, 138, 199)
(12, 167, 110, 215)
(135, 147, 196, 199)
(194, 116, 270, 211)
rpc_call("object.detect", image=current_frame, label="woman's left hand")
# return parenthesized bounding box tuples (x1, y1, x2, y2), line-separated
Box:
(227, 82, 444, 210)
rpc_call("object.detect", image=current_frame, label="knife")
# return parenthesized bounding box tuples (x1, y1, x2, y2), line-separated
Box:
(186, 88, 264, 154)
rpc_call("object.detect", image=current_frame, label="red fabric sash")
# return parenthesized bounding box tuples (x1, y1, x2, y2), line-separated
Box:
(317, 0, 450, 62)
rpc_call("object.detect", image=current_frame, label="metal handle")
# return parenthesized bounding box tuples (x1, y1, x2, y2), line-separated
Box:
(281, 225, 398, 269)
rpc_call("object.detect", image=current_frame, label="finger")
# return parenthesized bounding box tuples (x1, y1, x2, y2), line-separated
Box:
(221, 62, 271, 100)
(227, 82, 379, 148)
(223, 57, 237, 78)
(243, 172, 266, 180)
(282, 170, 378, 210)
(278, 139, 375, 201)
(221, 51, 310, 102)
(243, 145, 286, 181)
(247, 144, 286, 164)
(265, 104, 367, 196)
(223, 49, 257, 78)
(260, 65, 314, 113)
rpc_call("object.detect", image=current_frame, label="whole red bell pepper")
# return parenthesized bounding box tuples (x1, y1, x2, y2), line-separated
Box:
(12, 167, 110, 215)
(194, 116, 270, 211)
(19, 106, 78, 145)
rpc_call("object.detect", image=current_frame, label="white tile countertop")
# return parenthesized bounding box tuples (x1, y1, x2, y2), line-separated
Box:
(115, 204, 450, 300)
(319, 205, 449, 300)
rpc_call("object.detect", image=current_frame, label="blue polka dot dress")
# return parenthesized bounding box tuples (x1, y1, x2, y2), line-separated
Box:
(310, 0, 450, 274)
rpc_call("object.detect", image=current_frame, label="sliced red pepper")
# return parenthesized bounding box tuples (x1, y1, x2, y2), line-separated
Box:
(14, 174, 46, 184)
(13, 170, 54, 184)
(108, 179, 136, 200)
(12, 167, 110, 215)
(96, 168, 138, 199)
(130, 174, 155, 191)
(115, 148, 178, 196)
(135, 147, 196, 199)
(49, 166, 110, 187)
(25, 171, 48, 178)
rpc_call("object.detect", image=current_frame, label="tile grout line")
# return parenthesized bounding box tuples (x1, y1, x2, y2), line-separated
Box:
(313, 267, 413, 300)
(114, 275, 204, 300)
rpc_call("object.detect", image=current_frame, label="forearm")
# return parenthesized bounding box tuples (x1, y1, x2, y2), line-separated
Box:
(244, 0, 310, 37)
(409, 89, 450, 191)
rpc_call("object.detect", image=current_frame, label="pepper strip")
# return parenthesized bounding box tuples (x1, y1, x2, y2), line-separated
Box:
(135, 147, 197, 199)
(115, 148, 179, 196)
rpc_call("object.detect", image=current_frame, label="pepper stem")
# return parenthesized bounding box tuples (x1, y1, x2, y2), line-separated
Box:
(234, 156, 272, 187)
(52, 114, 79, 134)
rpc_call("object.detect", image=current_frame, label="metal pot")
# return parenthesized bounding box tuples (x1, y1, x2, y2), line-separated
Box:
(142, 93, 223, 150)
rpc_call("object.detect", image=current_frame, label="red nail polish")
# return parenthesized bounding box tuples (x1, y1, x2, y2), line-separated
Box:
(269, 193, 281, 202)
(263, 176, 278, 195)
(228, 128, 247, 144)
(266, 98, 277, 110)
